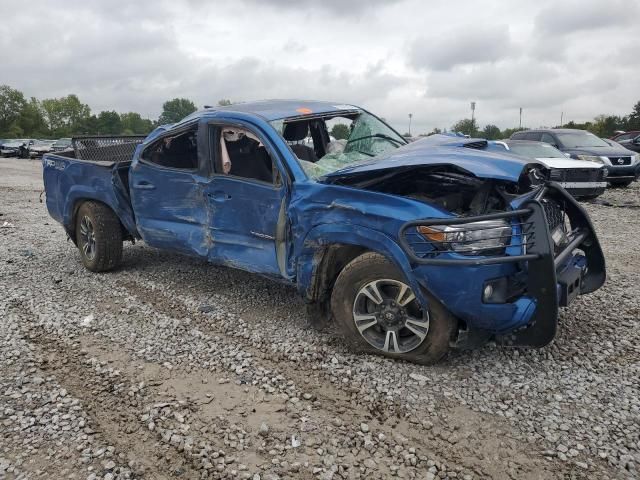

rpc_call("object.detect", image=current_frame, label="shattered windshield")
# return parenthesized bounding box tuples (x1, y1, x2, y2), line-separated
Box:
(271, 110, 406, 179)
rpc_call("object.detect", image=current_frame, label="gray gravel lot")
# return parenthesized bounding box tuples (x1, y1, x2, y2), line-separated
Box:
(1, 157, 638, 479)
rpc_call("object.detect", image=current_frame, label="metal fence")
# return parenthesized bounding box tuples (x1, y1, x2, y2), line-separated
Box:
(72, 136, 146, 163)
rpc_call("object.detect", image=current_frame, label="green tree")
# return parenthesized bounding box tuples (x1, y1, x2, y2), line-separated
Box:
(626, 101, 640, 130)
(217, 99, 232, 106)
(18, 97, 47, 137)
(589, 115, 624, 138)
(562, 120, 591, 130)
(451, 118, 477, 136)
(0, 85, 27, 136)
(158, 98, 197, 124)
(502, 127, 526, 139)
(41, 94, 91, 136)
(75, 114, 99, 135)
(96, 110, 122, 135)
(120, 112, 154, 134)
(330, 123, 350, 140)
(481, 124, 502, 140)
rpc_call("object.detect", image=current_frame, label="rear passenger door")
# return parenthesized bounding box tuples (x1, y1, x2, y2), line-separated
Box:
(203, 121, 290, 278)
(129, 123, 210, 257)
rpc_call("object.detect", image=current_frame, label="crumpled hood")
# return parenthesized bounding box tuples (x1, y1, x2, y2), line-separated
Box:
(322, 135, 538, 183)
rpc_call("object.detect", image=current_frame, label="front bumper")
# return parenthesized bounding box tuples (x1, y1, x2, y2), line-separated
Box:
(563, 184, 606, 198)
(399, 182, 606, 348)
(605, 164, 640, 181)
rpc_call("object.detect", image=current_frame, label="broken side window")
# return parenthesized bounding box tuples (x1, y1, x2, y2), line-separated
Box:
(142, 127, 198, 170)
(214, 126, 275, 185)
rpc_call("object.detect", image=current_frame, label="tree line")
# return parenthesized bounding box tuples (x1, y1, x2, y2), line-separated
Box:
(0, 85, 203, 139)
(442, 100, 640, 140)
(3, 83, 640, 141)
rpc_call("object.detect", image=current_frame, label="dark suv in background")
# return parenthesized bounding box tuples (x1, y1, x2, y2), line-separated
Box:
(512, 128, 640, 187)
(611, 131, 640, 154)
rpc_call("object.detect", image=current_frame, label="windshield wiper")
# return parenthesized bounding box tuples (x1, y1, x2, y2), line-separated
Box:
(347, 133, 405, 146)
(353, 149, 375, 157)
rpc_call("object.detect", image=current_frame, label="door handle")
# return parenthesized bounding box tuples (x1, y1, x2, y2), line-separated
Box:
(133, 181, 156, 190)
(208, 191, 231, 202)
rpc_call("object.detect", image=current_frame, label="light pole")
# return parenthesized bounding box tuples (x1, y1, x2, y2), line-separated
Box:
(560, 112, 564, 127)
(408, 113, 413, 136)
(519, 107, 522, 129)
(470, 102, 476, 135)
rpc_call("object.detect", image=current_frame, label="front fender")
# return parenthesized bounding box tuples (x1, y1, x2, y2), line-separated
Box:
(295, 223, 428, 309)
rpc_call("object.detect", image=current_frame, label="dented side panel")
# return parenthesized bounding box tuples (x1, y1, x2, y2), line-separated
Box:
(128, 160, 210, 257)
(42, 154, 138, 239)
(287, 182, 453, 301)
(204, 175, 285, 276)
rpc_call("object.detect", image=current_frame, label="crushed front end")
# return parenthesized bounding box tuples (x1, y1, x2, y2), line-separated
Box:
(399, 182, 606, 348)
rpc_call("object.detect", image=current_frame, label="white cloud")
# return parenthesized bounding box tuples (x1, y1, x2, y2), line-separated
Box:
(535, 0, 638, 34)
(0, 0, 639, 133)
(409, 26, 514, 71)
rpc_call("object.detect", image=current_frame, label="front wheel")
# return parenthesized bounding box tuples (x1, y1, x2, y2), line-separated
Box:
(75, 201, 123, 272)
(331, 252, 456, 364)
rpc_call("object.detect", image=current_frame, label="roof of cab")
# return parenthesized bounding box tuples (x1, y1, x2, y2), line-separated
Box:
(186, 99, 360, 123)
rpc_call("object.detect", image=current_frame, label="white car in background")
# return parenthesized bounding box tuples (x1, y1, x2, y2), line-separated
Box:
(491, 140, 607, 199)
(29, 139, 56, 158)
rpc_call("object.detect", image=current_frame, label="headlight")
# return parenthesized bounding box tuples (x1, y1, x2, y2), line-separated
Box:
(417, 219, 512, 255)
(576, 154, 605, 164)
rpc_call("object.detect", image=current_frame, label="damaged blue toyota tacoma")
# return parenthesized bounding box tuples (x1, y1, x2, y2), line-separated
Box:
(42, 100, 606, 364)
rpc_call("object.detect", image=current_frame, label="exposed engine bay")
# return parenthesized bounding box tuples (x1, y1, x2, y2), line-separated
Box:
(329, 164, 547, 216)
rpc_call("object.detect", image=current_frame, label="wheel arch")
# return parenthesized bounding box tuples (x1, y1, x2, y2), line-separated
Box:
(67, 198, 130, 245)
(296, 223, 427, 308)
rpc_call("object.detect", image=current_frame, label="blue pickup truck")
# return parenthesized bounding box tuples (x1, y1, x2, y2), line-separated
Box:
(42, 100, 606, 364)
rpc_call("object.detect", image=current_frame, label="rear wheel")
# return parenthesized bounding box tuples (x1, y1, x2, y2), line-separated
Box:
(331, 252, 455, 364)
(75, 201, 123, 272)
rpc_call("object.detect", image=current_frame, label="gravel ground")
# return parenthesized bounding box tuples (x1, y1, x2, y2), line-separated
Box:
(1, 157, 638, 480)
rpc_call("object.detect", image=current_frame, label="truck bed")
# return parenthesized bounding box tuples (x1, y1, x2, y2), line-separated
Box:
(42, 138, 142, 241)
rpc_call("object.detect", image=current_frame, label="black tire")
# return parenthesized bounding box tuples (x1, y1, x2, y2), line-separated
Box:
(331, 252, 456, 364)
(75, 201, 123, 272)
(608, 180, 633, 188)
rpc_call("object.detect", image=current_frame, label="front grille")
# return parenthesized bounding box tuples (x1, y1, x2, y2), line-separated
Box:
(565, 168, 604, 182)
(549, 169, 563, 181)
(607, 156, 632, 165)
(549, 168, 605, 182)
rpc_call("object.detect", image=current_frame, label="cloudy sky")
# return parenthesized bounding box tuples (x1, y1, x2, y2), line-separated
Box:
(1, 0, 638, 134)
